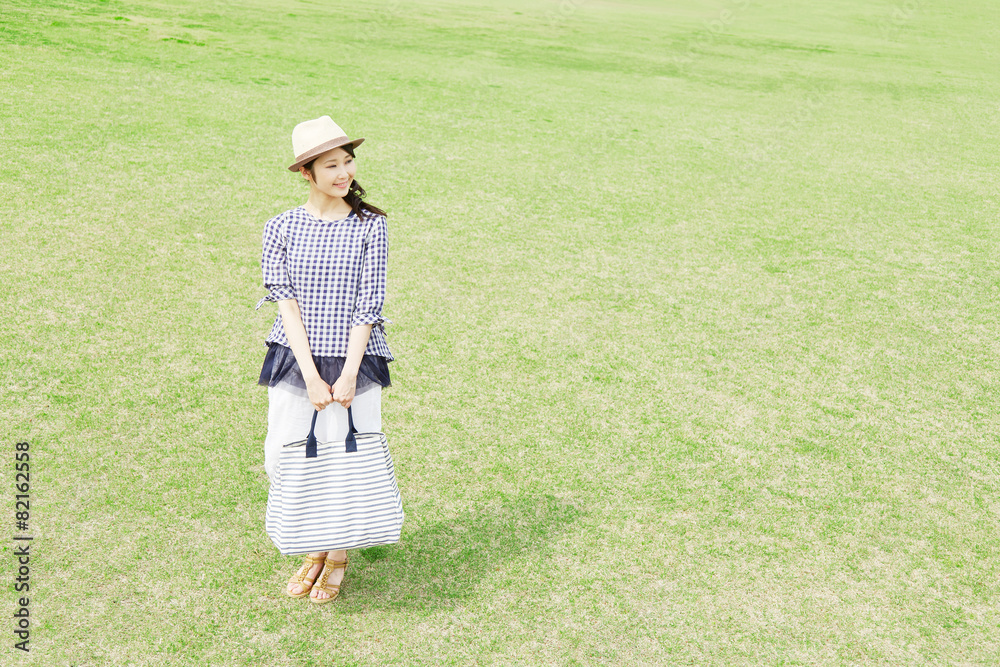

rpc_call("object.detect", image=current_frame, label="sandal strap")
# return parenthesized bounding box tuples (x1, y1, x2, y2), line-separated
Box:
(315, 581, 341, 593)
(315, 559, 347, 588)
(289, 555, 326, 584)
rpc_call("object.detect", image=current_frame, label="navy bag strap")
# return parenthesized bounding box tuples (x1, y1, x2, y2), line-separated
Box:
(305, 410, 319, 458)
(304, 407, 359, 458)
(345, 406, 359, 453)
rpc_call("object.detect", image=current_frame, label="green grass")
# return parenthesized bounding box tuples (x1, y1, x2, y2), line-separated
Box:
(2, 0, 999, 664)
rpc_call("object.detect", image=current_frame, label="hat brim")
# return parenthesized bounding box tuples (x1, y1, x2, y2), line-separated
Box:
(288, 136, 365, 172)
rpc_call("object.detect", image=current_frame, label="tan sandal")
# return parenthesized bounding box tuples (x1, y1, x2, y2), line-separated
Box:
(310, 556, 348, 604)
(286, 554, 325, 599)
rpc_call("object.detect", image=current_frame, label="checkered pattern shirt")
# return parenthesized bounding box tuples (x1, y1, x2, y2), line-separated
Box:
(255, 206, 393, 361)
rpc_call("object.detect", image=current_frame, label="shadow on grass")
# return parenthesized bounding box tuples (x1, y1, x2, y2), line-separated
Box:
(343, 493, 583, 610)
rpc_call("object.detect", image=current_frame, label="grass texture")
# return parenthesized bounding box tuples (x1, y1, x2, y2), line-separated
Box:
(2, 0, 998, 664)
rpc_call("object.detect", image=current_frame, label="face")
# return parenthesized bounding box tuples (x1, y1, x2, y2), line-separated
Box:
(301, 146, 357, 198)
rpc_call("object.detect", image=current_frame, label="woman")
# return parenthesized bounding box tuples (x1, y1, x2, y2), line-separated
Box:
(255, 115, 393, 603)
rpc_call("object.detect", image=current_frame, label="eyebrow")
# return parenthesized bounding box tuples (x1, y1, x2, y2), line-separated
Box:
(322, 155, 351, 164)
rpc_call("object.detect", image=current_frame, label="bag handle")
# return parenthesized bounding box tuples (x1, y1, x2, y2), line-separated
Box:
(305, 406, 359, 458)
(305, 410, 319, 458)
(345, 406, 358, 453)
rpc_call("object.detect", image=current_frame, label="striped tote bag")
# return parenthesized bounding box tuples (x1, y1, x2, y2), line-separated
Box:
(265, 407, 404, 555)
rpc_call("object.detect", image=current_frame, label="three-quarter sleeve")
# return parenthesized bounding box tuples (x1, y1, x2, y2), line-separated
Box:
(255, 215, 296, 310)
(351, 214, 388, 327)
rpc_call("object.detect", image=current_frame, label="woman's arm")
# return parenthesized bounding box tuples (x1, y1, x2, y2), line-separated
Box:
(276, 298, 334, 411)
(331, 323, 373, 408)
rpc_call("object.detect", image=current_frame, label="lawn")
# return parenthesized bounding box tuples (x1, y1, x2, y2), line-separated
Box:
(2, 0, 998, 664)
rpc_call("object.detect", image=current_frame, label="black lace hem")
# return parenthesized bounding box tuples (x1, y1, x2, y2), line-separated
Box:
(257, 343, 391, 395)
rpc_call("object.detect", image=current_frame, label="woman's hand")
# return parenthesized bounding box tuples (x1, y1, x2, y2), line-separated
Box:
(333, 324, 372, 409)
(306, 376, 334, 411)
(331, 372, 357, 408)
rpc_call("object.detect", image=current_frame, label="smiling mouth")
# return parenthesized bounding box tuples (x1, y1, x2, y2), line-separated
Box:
(334, 181, 349, 188)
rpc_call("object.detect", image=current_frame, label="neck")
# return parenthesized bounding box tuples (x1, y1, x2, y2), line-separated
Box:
(305, 191, 352, 220)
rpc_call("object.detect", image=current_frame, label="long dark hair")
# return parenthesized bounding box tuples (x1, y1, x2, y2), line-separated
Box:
(303, 144, 387, 220)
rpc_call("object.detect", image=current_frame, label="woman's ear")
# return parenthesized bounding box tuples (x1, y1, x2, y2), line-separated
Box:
(299, 166, 312, 183)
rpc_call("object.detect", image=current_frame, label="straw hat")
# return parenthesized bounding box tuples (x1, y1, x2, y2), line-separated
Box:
(287, 116, 365, 172)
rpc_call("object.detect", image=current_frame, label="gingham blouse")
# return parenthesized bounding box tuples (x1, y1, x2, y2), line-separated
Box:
(255, 206, 393, 361)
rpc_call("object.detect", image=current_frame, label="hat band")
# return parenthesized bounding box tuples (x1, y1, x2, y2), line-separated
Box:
(290, 135, 351, 169)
